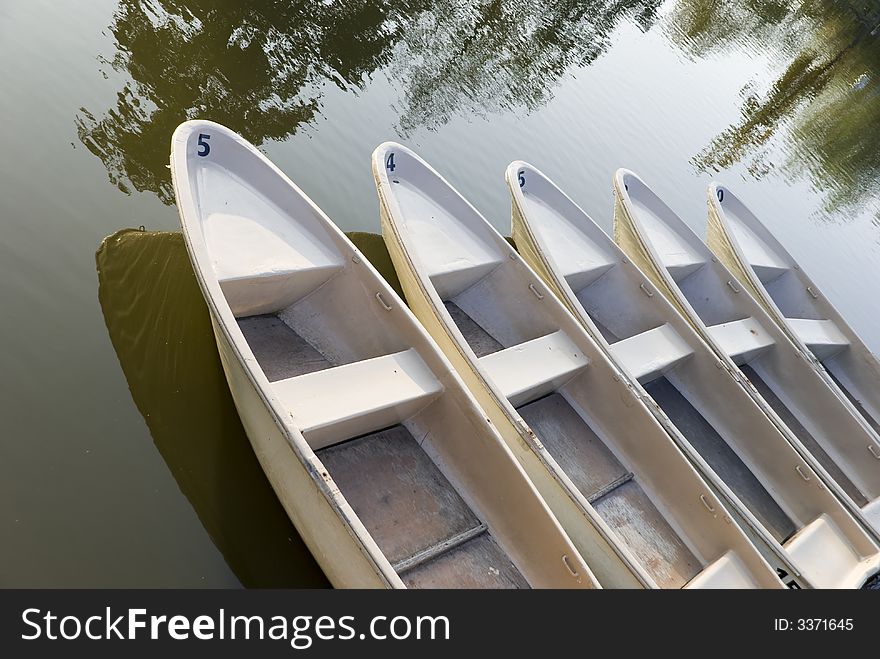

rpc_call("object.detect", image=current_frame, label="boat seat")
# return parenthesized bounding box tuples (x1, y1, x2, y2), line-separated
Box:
(393, 522, 488, 574)
(609, 324, 694, 384)
(220, 264, 343, 318)
(204, 210, 345, 318)
(430, 260, 502, 300)
(272, 349, 443, 449)
(666, 259, 705, 283)
(785, 318, 849, 361)
(752, 261, 789, 285)
(783, 514, 875, 589)
(562, 261, 616, 294)
(706, 317, 775, 365)
(684, 551, 762, 589)
(479, 331, 589, 407)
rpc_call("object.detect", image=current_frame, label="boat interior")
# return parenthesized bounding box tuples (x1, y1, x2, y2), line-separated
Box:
(513, 166, 880, 587)
(616, 171, 880, 556)
(229, 258, 527, 587)
(712, 187, 880, 436)
(381, 152, 782, 589)
(187, 135, 593, 589)
(512, 175, 791, 537)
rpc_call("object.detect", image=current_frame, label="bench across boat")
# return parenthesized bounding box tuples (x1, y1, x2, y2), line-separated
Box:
(170, 120, 599, 589)
(373, 141, 786, 589)
(507, 161, 880, 589)
(706, 183, 880, 438)
(613, 169, 880, 540)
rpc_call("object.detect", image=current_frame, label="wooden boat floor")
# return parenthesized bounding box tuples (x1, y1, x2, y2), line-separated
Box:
(317, 425, 528, 589)
(740, 365, 868, 507)
(401, 533, 529, 589)
(644, 377, 798, 542)
(444, 301, 503, 357)
(238, 314, 332, 382)
(518, 393, 699, 588)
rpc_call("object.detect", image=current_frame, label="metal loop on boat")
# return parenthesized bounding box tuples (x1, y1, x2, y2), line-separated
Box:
(375, 292, 393, 311)
(869, 444, 880, 460)
(807, 286, 819, 299)
(700, 494, 716, 513)
(529, 283, 544, 300)
(639, 283, 654, 297)
(726, 280, 741, 293)
(561, 554, 579, 577)
(795, 465, 811, 481)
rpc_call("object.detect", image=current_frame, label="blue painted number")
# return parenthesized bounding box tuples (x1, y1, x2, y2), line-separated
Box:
(197, 133, 211, 157)
(385, 152, 395, 172)
(717, 188, 724, 202)
(518, 171, 525, 188)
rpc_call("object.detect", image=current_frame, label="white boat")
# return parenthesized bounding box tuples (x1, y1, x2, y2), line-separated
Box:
(707, 183, 880, 438)
(508, 161, 880, 588)
(169, 120, 599, 589)
(613, 169, 880, 540)
(373, 141, 786, 589)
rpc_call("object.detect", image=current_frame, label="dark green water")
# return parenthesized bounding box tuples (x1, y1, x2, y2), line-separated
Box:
(2, 0, 879, 586)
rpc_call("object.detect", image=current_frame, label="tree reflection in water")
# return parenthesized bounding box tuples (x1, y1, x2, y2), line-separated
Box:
(667, 0, 880, 217)
(76, 0, 662, 204)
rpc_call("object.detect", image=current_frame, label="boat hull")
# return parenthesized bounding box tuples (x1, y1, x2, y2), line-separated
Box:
(209, 303, 395, 589)
(378, 205, 646, 589)
(612, 175, 880, 545)
(706, 193, 880, 437)
(509, 174, 880, 587)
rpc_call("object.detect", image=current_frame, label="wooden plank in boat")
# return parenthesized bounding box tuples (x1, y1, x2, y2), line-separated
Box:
(517, 393, 629, 501)
(519, 394, 700, 588)
(593, 480, 700, 589)
(479, 331, 589, 407)
(317, 425, 481, 567)
(401, 533, 529, 589)
(238, 314, 332, 381)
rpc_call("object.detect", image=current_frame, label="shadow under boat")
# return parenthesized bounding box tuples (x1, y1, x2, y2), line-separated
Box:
(95, 228, 400, 587)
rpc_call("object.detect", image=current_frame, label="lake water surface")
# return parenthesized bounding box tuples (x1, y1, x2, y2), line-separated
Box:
(2, 0, 879, 586)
